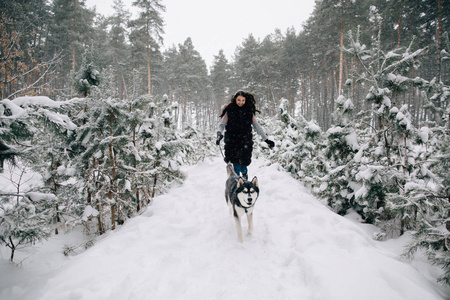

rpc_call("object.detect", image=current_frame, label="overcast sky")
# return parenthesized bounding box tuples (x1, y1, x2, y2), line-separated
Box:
(85, 0, 316, 69)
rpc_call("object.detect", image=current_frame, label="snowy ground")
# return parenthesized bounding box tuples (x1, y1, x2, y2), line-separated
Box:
(1, 157, 449, 300)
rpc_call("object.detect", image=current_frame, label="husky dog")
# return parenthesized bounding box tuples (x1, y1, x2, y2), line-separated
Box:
(225, 163, 259, 243)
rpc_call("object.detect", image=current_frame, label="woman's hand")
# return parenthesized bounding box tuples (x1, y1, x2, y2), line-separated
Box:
(265, 139, 275, 148)
(216, 132, 224, 145)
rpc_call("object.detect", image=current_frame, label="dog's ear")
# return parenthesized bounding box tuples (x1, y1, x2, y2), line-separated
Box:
(251, 176, 258, 187)
(237, 177, 245, 187)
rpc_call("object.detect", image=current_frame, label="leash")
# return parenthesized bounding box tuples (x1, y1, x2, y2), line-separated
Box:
(216, 133, 226, 162)
(218, 144, 225, 160)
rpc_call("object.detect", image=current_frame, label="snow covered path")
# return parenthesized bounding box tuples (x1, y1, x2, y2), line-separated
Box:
(1, 157, 447, 300)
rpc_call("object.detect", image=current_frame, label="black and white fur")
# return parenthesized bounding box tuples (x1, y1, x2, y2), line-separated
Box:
(225, 163, 259, 243)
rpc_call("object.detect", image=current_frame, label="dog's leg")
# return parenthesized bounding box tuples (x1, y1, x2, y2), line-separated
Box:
(228, 202, 233, 215)
(247, 212, 254, 235)
(234, 214, 243, 243)
(226, 196, 233, 215)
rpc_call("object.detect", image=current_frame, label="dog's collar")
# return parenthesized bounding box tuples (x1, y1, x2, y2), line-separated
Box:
(237, 202, 254, 214)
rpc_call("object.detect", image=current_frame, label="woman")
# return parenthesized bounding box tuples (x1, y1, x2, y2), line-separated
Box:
(216, 91, 274, 179)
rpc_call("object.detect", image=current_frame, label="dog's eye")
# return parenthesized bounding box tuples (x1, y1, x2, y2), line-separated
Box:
(243, 188, 248, 193)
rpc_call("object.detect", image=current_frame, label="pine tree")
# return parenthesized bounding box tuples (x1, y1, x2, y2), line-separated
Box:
(70, 96, 133, 233)
(107, 0, 132, 99)
(279, 28, 302, 116)
(0, 95, 83, 252)
(234, 35, 267, 109)
(49, 0, 95, 96)
(74, 47, 101, 97)
(0, 1, 52, 98)
(316, 21, 429, 224)
(267, 98, 326, 188)
(402, 80, 450, 285)
(163, 38, 209, 129)
(210, 50, 232, 108)
(129, 0, 165, 95)
(0, 191, 55, 261)
(317, 94, 360, 215)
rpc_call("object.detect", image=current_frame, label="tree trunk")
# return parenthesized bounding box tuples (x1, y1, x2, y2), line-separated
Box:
(350, 56, 355, 103)
(338, 20, 344, 95)
(223, 78, 227, 105)
(93, 156, 104, 234)
(147, 46, 151, 94)
(152, 174, 158, 199)
(437, 0, 443, 82)
(264, 64, 277, 115)
(397, 14, 402, 47)
(72, 48, 76, 73)
(96, 200, 104, 235)
(324, 54, 330, 128)
(295, 61, 306, 116)
(288, 78, 295, 116)
(52, 160, 60, 235)
(183, 79, 188, 128)
(9, 237, 15, 261)
(136, 188, 140, 212)
(109, 113, 116, 230)
(330, 69, 336, 125)
(121, 73, 127, 99)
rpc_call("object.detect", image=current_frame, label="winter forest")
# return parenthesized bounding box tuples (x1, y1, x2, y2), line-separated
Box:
(1, 0, 450, 291)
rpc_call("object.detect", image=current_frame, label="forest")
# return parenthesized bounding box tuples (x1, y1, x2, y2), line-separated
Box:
(1, 0, 449, 286)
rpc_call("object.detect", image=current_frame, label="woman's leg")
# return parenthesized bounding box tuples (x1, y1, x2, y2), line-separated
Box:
(241, 165, 248, 180)
(233, 163, 242, 176)
(233, 164, 248, 180)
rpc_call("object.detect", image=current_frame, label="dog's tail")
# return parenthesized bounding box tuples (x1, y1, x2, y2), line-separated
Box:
(226, 163, 237, 177)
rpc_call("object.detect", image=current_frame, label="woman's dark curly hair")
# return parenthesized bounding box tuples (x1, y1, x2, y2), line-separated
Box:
(219, 91, 261, 118)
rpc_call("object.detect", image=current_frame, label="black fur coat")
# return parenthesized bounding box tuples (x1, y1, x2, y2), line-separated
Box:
(223, 103, 254, 166)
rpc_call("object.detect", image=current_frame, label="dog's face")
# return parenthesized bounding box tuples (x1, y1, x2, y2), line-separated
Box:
(236, 177, 259, 208)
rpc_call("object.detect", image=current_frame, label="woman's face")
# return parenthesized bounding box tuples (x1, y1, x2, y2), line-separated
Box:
(236, 95, 246, 107)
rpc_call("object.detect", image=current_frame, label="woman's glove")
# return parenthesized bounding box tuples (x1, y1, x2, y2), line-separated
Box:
(216, 131, 223, 145)
(265, 139, 275, 148)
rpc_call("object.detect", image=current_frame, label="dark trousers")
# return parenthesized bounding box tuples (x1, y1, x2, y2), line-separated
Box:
(233, 163, 248, 177)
